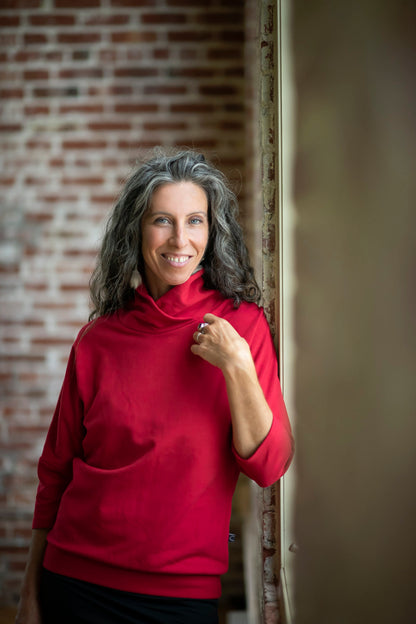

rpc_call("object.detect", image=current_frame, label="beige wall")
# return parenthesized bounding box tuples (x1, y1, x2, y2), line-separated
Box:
(292, 1, 416, 622)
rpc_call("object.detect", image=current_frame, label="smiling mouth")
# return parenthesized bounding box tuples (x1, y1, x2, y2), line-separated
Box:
(162, 254, 192, 265)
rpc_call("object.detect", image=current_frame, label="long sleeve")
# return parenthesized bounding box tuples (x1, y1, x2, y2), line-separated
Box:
(231, 310, 294, 487)
(32, 345, 85, 529)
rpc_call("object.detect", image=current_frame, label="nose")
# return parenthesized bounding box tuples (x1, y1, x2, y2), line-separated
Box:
(170, 223, 187, 247)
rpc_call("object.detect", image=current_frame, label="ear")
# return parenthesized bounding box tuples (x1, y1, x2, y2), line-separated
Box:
(130, 269, 140, 289)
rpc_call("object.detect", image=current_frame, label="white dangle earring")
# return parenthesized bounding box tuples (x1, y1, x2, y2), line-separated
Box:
(130, 269, 140, 289)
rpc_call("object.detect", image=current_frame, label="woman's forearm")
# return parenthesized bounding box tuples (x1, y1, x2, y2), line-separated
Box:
(222, 361, 273, 459)
(191, 313, 274, 458)
(22, 529, 49, 589)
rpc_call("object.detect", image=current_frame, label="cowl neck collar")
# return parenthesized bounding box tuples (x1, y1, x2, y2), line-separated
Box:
(117, 269, 232, 333)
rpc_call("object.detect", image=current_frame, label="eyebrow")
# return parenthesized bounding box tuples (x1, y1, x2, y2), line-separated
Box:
(148, 210, 208, 217)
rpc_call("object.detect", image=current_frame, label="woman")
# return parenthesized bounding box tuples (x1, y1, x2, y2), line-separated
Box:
(16, 149, 293, 624)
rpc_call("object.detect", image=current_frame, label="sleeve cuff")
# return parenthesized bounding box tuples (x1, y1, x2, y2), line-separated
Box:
(232, 416, 294, 487)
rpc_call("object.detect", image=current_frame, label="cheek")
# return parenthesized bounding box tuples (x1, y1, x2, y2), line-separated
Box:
(142, 227, 161, 256)
(199, 227, 209, 252)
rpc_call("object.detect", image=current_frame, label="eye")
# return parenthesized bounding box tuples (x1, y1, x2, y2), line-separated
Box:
(154, 216, 170, 225)
(189, 216, 204, 225)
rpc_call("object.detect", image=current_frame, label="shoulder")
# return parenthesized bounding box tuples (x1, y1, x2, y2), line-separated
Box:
(72, 314, 118, 351)
(223, 300, 270, 337)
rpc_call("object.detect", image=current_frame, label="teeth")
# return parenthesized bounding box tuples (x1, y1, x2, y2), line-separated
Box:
(166, 255, 189, 264)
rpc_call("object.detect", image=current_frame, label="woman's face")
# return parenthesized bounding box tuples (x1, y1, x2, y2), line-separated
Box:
(141, 181, 209, 300)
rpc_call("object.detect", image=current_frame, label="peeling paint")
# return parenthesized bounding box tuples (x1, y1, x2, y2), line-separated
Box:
(260, 0, 281, 622)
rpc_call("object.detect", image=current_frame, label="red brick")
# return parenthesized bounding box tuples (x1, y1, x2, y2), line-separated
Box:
(166, 0, 202, 5)
(111, 0, 155, 5)
(170, 67, 215, 78)
(16, 373, 40, 383)
(168, 31, 212, 42)
(219, 30, 244, 43)
(59, 68, 104, 80)
(0, 88, 23, 98)
(143, 121, 187, 131)
(25, 212, 53, 221)
(24, 282, 48, 290)
(60, 282, 89, 292)
(99, 49, 118, 63)
(51, 50, 66, 62)
(152, 48, 169, 59)
(13, 50, 40, 62)
(224, 103, 244, 112)
(31, 336, 74, 346)
(49, 158, 65, 167)
(72, 50, 90, 61)
(54, 0, 100, 7)
(23, 70, 49, 81)
(226, 68, 245, 78)
(22, 318, 45, 327)
(57, 32, 101, 45)
(73, 158, 90, 168)
(29, 14, 75, 26)
(24, 176, 48, 186)
(118, 139, 160, 150)
(111, 31, 157, 44)
(199, 85, 238, 96)
(62, 176, 104, 186)
(2, 354, 45, 363)
(208, 48, 242, 60)
(114, 67, 158, 79)
(85, 14, 130, 26)
(107, 85, 134, 96)
(38, 194, 77, 203)
(26, 140, 51, 149)
(100, 158, 121, 168)
(181, 50, 197, 62)
(170, 103, 215, 113)
(0, 176, 15, 186)
(114, 103, 158, 114)
(33, 301, 72, 310)
(24, 33, 48, 45)
(33, 87, 78, 97)
(0, 15, 20, 26)
(24, 105, 50, 115)
(0, 69, 18, 81)
(0, 124, 21, 133)
(88, 121, 131, 132)
(59, 103, 104, 115)
(0, 0, 41, 7)
(144, 85, 187, 95)
(62, 140, 107, 150)
(141, 13, 187, 24)
(219, 120, 244, 131)
(0, 52, 7, 62)
(196, 12, 242, 25)
(0, 33, 17, 45)
(90, 194, 118, 205)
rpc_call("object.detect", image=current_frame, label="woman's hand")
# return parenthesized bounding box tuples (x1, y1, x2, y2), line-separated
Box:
(15, 592, 42, 624)
(191, 313, 255, 375)
(191, 313, 273, 458)
(15, 529, 48, 624)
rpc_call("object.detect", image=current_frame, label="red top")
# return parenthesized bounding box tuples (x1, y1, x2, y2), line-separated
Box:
(33, 270, 293, 598)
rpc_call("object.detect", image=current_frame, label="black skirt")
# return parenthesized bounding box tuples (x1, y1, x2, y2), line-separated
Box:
(40, 568, 219, 624)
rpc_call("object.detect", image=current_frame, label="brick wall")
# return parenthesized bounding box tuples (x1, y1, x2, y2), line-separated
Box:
(0, 0, 248, 606)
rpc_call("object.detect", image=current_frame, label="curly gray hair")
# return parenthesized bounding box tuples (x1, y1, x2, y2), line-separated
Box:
(89, 149, 260, 319)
